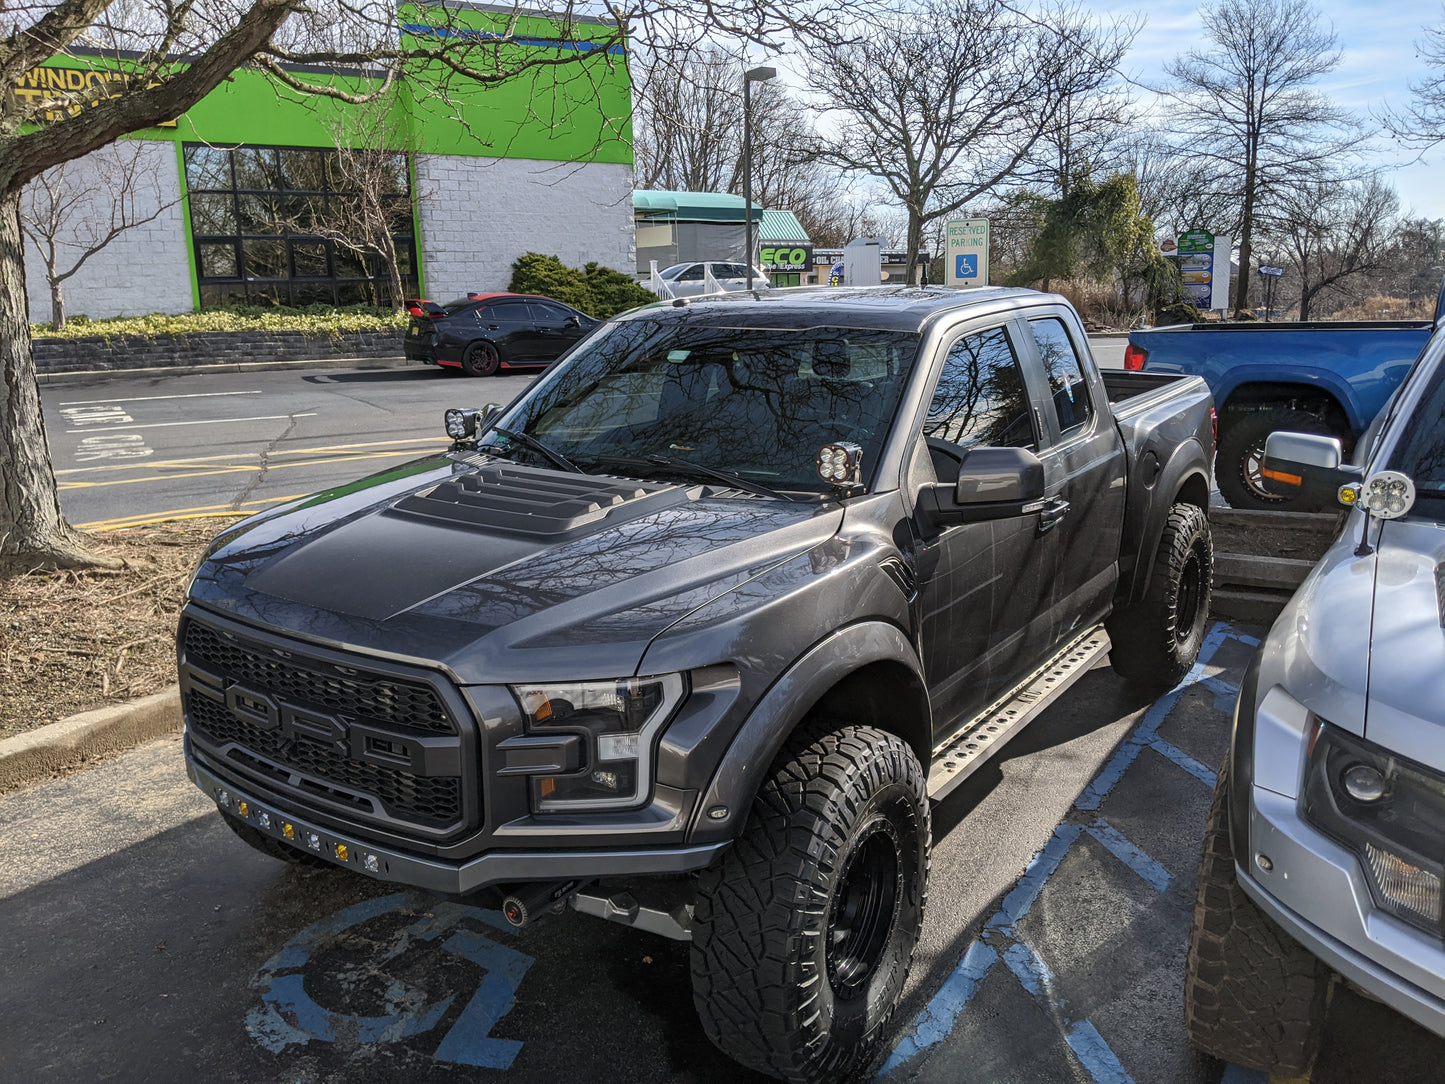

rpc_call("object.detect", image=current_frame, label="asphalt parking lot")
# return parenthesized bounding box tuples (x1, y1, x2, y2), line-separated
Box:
(6, 618, 1445, 1083)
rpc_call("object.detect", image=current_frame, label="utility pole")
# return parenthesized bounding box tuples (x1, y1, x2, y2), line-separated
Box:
(742, 65, 776, 291)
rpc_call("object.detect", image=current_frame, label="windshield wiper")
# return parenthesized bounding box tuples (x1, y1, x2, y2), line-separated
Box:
(592, 454, 801, 502)
(486, 426, 584, 474)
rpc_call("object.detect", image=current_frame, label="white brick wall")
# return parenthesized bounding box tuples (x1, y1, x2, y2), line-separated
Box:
(415, 156, 634, 299)
(21, 140, 193, 322)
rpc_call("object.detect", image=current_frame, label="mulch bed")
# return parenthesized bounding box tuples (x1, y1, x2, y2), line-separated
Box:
(0, 518, 241, 740)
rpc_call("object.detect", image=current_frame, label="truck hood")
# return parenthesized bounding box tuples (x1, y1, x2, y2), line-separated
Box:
(1363, 517, 1445, 773)
(188, 454, 842, 684)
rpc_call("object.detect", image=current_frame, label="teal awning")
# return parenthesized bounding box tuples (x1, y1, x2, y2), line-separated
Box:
(759, 208, 810, 243)
(633, 189, 763, 223)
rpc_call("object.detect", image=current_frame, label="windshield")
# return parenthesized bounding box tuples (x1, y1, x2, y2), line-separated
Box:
(481, 319, 922, 494)
(1388, 348, 1445, 519)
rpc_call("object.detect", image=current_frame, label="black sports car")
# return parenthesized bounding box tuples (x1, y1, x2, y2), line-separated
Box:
(404, 292, 599, 376)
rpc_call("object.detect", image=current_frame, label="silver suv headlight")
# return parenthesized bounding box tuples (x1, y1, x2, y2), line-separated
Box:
(512, 674, 686, 812)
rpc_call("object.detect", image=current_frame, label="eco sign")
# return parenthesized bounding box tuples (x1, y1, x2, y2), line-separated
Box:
(760, 245, 813, 270)
(945, 219, 989, 287)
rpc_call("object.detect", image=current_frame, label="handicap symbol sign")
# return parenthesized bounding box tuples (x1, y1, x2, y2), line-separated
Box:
(955, 254, 979, 279)
(246, 891, 535, 1070)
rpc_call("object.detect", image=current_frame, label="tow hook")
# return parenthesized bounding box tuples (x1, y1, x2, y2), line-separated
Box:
(500, 880, 581, 928)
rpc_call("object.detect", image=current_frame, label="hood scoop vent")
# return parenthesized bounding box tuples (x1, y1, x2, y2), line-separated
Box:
(395, 462, 691, 537)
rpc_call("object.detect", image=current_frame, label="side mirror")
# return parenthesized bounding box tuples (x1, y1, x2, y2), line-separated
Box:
(917, 446, 1047, 527)
(1262, 431, 1362, 506)
(483, 402, 502, 424)
(564, 315, 581, 328)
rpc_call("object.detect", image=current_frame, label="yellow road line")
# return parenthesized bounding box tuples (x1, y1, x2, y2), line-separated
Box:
(54, 436, 448, 476)
(78, 493, 311, 530)
(59, 449, 422, 490)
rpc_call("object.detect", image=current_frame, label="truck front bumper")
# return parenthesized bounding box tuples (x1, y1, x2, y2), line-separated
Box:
(186, 752, 728, 897)
(1242, 784, 1445, 1037)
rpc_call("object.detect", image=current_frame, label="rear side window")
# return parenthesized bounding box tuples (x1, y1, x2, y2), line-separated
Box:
(488, 300, 535, 322)
(926, 327, 1035, 450)
(1028, 318, 1094, 437)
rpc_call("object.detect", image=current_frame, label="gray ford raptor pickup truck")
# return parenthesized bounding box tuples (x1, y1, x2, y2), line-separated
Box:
(178, 286, 1214, 1082)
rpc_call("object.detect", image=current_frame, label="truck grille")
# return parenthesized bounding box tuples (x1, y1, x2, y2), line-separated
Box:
(184, 621, 454, 735)
(180, 616, 471, 836)
(187, 692, 461, 827)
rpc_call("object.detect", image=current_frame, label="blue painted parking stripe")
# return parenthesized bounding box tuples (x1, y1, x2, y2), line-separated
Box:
(1149, 736, 1219, 788)
(880, 941, 998, 1074)
(1002, 940, 1055, 997)
(1065, 1020, 1138, 1084)
(1077, 624, 1231, 811)
(987, 824, 1084, 933)
(1087, 819, 1172, 893)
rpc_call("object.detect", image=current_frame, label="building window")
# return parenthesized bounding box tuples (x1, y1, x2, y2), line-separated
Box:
(183, 143, 418, 308)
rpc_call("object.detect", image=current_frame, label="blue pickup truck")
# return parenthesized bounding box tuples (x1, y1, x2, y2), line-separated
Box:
(1126, 286, 1444, 507)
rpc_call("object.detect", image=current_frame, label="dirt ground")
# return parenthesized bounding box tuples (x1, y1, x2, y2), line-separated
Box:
(1211, 513, 1343, 562)
(0, 518, 242, 740)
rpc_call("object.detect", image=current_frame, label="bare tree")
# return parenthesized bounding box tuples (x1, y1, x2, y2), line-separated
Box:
(1382, 15, 1445, 145)
(0, 0, 867, 574)
(1265, 174, 1399, 318)
(20, 141, 179, 330)
(806, 0, 1133, 283)
(1161, 0, 1362, 313)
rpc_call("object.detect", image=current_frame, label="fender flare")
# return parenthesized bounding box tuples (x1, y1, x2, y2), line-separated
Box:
(1216, 374, 1361, 433)
(1123, 439, 1212, 607)
(686, 620, 928, 844)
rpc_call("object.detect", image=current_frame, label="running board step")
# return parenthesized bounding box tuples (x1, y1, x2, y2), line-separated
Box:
(926, 628, 1112, 802)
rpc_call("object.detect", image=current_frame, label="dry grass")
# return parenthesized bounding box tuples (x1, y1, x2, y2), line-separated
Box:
(0, 518, 242, 740)
(1326, 296, 1435, 321)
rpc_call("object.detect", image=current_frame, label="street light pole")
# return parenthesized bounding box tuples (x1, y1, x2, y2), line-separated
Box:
(742, 65, 776, 292)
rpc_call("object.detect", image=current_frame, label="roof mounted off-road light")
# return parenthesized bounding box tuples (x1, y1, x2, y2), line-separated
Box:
(816, 441, 863, 494)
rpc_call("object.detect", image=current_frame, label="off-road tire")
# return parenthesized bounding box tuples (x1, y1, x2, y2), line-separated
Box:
(221, 812, 333, 870)
(1107, 502, 1212, 690)
(461, 341, 501, 377)
(691, 723, 930, 1082)
(1184, 758, 1330, 1074)
(1217, 408, 1337, 510)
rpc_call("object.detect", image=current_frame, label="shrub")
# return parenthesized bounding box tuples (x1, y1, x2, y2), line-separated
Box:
(509, 253, 657, 319)
(1154, 301, 1202, 326)
(30, 305, 407, 341)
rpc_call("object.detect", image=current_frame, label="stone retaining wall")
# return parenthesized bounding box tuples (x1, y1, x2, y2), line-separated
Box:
(32, 329, 405, 374)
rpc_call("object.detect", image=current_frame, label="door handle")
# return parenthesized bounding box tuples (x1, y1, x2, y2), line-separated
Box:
(1037, 497, 1070, 534)
(488, 324, 501, 330)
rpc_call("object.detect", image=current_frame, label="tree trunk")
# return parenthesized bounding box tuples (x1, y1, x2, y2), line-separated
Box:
(49, 275, 65, 332)
(0, 191, 108, 574)
(903, 209, 924, 288)
(1234, 164, 1256, 314)
(1298, 281, 1313, 321)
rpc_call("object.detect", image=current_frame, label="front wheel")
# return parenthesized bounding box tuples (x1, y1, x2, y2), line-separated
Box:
(461, 341, 501, 377)
(691, 723, 930, 1082)
(1107, 502, 1212, 690)
(1184, 758, 1330, 1073)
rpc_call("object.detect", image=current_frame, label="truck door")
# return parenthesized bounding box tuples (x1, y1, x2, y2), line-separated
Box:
(915, 322, 1046, 733)
(1019, 314, 1127, 645)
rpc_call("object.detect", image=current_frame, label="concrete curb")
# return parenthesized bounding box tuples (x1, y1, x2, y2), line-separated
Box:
(0, 686, 181, 793)
(36, 355, 414, 385)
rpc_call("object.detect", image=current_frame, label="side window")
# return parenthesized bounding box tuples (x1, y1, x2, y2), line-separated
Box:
(925, 326, 1035, 450)
(491, 301, 534, 323)
(677, 265, 705, 282)
(536, 301, 574, 322)
(1028, 317, 1095, 437)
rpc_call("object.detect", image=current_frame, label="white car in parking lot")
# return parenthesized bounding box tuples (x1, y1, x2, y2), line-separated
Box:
(651, 261, 771, 297)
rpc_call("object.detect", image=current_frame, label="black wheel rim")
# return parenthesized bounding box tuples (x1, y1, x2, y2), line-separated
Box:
(826, 816, 902, 997)
(1175, 547, 1204, 646)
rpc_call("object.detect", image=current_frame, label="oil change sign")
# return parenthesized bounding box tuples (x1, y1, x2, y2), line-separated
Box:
(945, 219, 989, 287)
(760, 244, 813, 270)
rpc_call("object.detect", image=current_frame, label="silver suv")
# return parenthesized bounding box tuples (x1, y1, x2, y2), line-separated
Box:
(1184, 321, 1445, 1073)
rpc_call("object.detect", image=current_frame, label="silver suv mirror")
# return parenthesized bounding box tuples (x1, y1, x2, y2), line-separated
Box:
(1261, 430, 1361, 505)
(1265, 431, 1342, 470)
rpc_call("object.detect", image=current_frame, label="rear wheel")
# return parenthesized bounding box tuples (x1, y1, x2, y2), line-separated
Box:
(461, 341, 501, 377)
(1107, 502, 1212, 690)
(1184, 757, 1331, 1074)
(1217, 408, 1338, 510)
(691, 723, 929, 1082)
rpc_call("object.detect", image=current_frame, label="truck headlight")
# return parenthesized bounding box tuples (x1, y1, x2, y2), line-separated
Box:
(1302, 723, 1445, 934)
(512, 673, 686, 811)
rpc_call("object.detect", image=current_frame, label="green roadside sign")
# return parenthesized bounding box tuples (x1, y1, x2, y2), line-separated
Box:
(1177, 229, 1214, 255)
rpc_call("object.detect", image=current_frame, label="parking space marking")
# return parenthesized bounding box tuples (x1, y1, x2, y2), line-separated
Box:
(76, 492, 309, 529)
(58, 390, 263, 406)
(59, 448, 428, 490)
(247, 892, 534, 1070)
(884, 624, 1252, 1082)
(55, 436, 447, 476)
(64, 412, 316, 434)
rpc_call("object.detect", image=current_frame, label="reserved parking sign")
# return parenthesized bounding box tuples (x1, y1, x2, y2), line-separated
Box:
(945, 219, 989, 287)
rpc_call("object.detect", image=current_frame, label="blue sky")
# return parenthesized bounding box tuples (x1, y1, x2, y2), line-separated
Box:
(1098, 0, 1445, 218)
